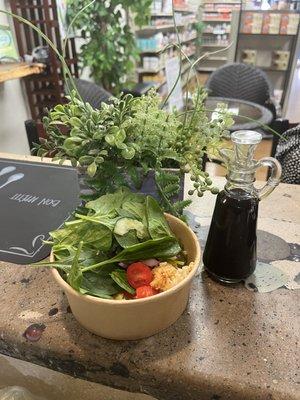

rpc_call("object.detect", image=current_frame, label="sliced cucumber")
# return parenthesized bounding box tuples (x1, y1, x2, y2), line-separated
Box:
(114, 217, 148, 239)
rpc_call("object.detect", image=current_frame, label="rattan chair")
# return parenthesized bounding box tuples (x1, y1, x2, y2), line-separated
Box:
(206, 63, 276, 117)
(275, 124, 300, 184)
(73, 79, 112, 109)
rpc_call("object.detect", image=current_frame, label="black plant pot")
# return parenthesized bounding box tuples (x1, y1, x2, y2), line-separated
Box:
(78, 167, 184, 201)
(128, 169, 184, 202)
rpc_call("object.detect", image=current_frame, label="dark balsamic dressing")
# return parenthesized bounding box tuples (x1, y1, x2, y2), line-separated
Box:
(203, 189, 259, 283)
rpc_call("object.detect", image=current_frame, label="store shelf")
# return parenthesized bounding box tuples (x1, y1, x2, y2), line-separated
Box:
(174, 7, 195, 13)
(203, 1, 241, 3)
(137, 66, 164, 74)
(182, 34, 197, 43)
(259, 67, 287, 72)
(203, 10, 232, 12)
(139, 35, 197, 54)
(200, 42, 230, 47)
(207, 56, 227, 60)
(197, 67, 217, 72)
(203, 31, 231, 34)
(239, 32, 297, 36)
(202, 18, 231, 22)
(143, 60, 196, 89)
(151, 13, 173, 17)
(137, 20, 197, 34)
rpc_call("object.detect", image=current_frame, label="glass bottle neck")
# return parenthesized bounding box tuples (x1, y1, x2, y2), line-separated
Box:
(224, 165, 259, 199)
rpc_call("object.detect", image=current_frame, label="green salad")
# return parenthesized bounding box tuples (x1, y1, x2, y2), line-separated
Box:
(37, 188, 188, 300)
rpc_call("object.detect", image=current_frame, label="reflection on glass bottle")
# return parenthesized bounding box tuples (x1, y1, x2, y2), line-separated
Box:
(203, 130, 282, 284)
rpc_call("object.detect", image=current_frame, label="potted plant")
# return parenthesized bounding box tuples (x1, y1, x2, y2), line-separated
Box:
(67, 0, 153, 93)
(35, 89, 233, 216)
(1, 3, 234, 217)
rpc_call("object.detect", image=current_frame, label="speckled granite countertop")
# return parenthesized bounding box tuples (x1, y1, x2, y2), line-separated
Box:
(0, 166, 299, 400)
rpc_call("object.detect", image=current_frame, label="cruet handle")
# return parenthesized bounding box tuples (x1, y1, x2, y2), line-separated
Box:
(255, 157, 282, 200)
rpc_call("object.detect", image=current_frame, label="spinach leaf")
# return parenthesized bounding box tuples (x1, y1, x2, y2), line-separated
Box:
(50, 221, 112, 252)
(67, 241, 83, 291)
(109, 236, 180, 262)
(110, 269, 135, 295)
(121, 200, 146, 221)
(114, 230, 139, 248)
(146, 196, 173, 239)
(83, 236, 181, 272)
(75, 213, 119, 231)
(86, 187, 129, 215)
(80, 264, 121, 298)
(80, 271, 120, 299)
(31, 261, 71, 272)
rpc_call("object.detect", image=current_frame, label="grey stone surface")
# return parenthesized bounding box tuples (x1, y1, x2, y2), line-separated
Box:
(257, 230, 291, 262)
(0, 261, 299, 400)
(0, 176, 299, 400)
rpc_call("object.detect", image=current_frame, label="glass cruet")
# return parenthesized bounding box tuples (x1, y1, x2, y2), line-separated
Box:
(203, 130, 282, 284)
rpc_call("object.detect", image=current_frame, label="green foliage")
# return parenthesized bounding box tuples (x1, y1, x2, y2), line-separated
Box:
(67, 0, 152, 93)
(34, 189, 182, 298)
(36, 88, 233, 216)
(194, 21, 206, 47)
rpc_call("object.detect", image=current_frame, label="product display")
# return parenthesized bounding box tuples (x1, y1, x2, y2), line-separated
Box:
(136, 0, 197, 99)
(236, 10, 299, 97)
(240, 11, 299, 35)
(241, 49, 257, 65)
(272, 50, 290, 70)
(198, 1, 241, 73)
(280, 13, 300, 34)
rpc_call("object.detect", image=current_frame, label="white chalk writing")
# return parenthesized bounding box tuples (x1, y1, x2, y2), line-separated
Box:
(37, 198, 61, 207)
(10, 193, 61, 207)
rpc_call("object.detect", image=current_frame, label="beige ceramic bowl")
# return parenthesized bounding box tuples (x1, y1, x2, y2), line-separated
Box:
(51, 213, 201, 340)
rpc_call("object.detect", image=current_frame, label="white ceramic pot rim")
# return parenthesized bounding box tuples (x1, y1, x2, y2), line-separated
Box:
(51, 213, 201, 305)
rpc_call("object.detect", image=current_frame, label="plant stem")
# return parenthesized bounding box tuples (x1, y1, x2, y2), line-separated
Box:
(155, 173, 180, 218)
(62, 0, 96, 98)
(161, 0, 182, 109)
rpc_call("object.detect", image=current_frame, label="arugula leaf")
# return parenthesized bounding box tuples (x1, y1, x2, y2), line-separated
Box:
(146, 196, 173, 239)
(110, 269, 135, 295)
(67, 241, 83, 291)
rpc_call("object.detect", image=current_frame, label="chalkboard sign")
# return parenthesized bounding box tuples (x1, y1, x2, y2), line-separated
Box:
(0, 158, 80, 264)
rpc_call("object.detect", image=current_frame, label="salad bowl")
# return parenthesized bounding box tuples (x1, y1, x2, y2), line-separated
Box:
(51, 213, 200, 340)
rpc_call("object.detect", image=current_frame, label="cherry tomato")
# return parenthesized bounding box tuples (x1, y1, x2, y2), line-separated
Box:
(126, 262, 153, 289)
(136, 285, 158, 299)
